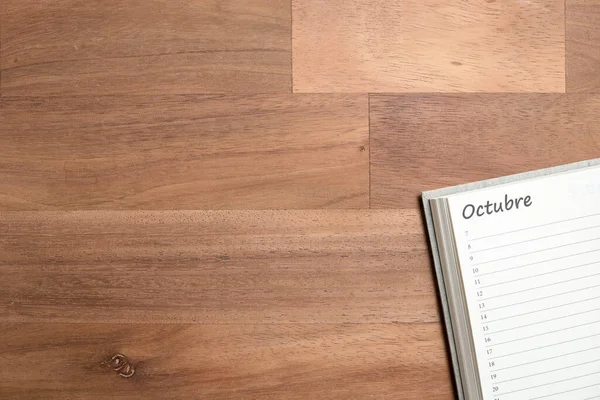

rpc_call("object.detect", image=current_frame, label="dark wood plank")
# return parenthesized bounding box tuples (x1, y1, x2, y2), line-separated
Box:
(0, 210, 439, 324)
(0, 94, 368, 210)
(567, 0, 600, 92)
(0, 323, 453, 399)
(0, 0, 291, 95)
(293, 0, 565, 92)
(370, 94, 600, 209)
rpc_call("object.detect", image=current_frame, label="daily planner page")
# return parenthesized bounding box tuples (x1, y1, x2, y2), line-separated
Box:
(448, 165, 600, 400)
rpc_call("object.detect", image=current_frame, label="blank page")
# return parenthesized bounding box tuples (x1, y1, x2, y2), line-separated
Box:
(447, 165, 600, 400)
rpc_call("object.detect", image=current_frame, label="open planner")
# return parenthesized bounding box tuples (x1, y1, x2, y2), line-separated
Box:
(422, 159, 600, 400)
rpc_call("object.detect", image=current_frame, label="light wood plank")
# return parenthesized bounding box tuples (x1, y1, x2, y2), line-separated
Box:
(0, 323, 453, 399)
(0, 210, 439, 324)
(567, 0, 600, 92)
(370, 94, 600, 208)
(0, 94, 368, 210)
(292, 0, 565, 93)
(0, 0, 291, 95)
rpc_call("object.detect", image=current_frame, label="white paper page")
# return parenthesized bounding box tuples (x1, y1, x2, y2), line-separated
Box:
(447, 165, 600, 400)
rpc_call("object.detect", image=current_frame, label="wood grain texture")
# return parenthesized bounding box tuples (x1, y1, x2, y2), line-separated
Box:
(370, 94, 600, 209)
(0, 94, 368, 210)
(292, 0, 565, 93)
(0, 210, 439, 324)
(0, 0, 291, 95)
(567, 0, 600, 92)
(0, 323, 453, 400)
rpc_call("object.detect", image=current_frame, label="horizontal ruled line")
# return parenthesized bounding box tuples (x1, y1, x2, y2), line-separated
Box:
(487, 319, 600, 347)
(498, 370, 600, 397)
(480, 260, 600, 288)
(495, 358, 600, 384)
(468, 211, 600, 241)
(474, 248, 600, 277)
(491, 344, 600, 372)
(489, 307, 600, 334)
(472, 223, 600, 253)
(472, 236, 600, 266)
(530, 382, 600, 399)
(487, 323, 598, 346)
(480, 272, 600, 301)
(490, 332, 600, 360)
(481, 283, 600, 312)
(488, 294, 600, 323)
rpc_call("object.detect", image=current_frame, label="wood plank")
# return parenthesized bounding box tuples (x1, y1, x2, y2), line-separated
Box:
(0, 94, 368, 210)
(370, 94, 600, 209)
(0, 0, 291, 95)
(292, 0, 565, 93)
(567, 0, 600, 92)
(0, 323, 453, 399)
(0, 210, 439, 324)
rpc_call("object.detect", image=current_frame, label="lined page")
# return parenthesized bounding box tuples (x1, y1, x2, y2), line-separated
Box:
(447, 166, 600, 400)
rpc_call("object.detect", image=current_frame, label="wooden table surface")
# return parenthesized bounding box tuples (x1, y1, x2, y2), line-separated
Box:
(1, 1, 599, 399)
